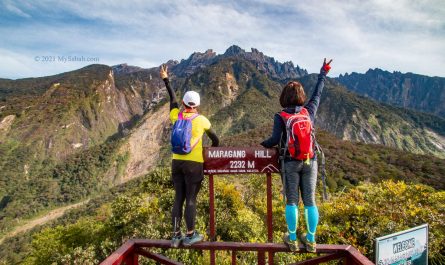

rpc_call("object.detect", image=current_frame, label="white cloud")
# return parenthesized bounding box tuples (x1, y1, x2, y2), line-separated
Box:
(0, 0, 444, 78)
(3, 0, 31, 18)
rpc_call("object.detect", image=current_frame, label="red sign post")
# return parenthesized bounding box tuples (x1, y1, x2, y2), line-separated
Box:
(204, 147, 279, 265)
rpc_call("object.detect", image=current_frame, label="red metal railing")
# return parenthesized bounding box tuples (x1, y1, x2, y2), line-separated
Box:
(101, 147, 374, 265)
(100, 239, 374, 265)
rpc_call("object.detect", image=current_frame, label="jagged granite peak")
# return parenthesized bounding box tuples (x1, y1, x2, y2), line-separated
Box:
(189, 49, 217, 60)
(172, 45, 308, 79)
(165, 59, 179, 66)
(171, 49, 217, 77)
(178, 49, 217, 66)
(223, 45, 246, 56)
(337, 68, 445, 118)
(222, 46, 308, 80)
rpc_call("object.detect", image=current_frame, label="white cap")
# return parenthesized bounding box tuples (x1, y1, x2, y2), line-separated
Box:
(183, 91, 200, 107)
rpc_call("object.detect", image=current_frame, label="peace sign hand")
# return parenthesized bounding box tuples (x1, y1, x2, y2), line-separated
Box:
(160, 64, 168, 79)
(320, 58, 333, 75)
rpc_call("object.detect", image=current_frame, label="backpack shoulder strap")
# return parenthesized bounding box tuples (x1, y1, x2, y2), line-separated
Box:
(278, 111, 291, 125)
(300, 107, 310, 116)
(278, 111, 291, 153)
(278, 110, 289, 119)
(189, 113, 199, 120)
(180, 112, 199, 120)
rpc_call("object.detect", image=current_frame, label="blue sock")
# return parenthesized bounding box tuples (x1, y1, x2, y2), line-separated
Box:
(285, 204, 298, 241)
(304, 206, 319, 243)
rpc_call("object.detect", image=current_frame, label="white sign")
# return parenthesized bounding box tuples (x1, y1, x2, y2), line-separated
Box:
(376, 224, 428, 265)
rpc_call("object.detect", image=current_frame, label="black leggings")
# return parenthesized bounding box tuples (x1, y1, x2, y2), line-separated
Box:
(171, 160, 204, 233)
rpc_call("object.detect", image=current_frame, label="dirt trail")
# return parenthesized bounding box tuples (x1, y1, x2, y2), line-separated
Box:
(0, 200, 89, 245)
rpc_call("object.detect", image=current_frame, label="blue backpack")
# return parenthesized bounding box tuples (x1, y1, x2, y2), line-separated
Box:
(171, 112, 200, 154)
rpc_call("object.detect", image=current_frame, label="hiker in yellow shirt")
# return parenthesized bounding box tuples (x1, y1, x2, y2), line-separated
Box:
(160, 65, 219, 247)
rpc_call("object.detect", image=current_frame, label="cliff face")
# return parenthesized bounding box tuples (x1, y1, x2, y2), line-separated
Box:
(0, 64, 168, 161)
(337, 68, 445, 118)
(117, 104, 170, 183)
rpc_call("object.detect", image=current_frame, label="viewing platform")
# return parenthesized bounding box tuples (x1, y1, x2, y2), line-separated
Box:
(101, 147, 374, 265)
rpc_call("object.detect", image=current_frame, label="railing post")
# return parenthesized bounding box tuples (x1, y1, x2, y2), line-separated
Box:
(232, 251, 237, 265)
(209, 174, 216, 265)
(258, 251, 266, 265)
(266, 173, 274, 265)
(266, 173, 273, 242)
(124, 252, 138, 265)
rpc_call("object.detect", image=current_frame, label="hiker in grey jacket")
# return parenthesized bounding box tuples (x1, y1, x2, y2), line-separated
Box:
(261, 59, 332, 253)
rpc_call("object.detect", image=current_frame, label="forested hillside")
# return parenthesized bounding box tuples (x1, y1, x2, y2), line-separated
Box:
(3, 169, 442, 264)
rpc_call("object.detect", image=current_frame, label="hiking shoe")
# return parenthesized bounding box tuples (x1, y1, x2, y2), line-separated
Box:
(171, 233, 183, 248)
(182, 231, 204, 246)
(282, 233, 298, 252)
(299, 233, 316, 253)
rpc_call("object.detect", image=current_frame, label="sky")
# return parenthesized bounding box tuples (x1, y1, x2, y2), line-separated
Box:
(0, 0, 444, 79)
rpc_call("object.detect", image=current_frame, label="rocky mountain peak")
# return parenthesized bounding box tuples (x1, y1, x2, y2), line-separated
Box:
(112, 64, 144, 75)
(165, 60, 179, 66)
(171, 49, 217, 77)
(187, 49, 217, 62)
(229, 46, 307, 80)
(337, 68, 445, 118)
(172, 45, 308, 79)
(224, 45, 246, 56)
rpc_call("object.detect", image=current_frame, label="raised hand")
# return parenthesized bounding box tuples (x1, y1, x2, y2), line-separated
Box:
(160, 64, 168, 79)
(320, 58, 333, 75)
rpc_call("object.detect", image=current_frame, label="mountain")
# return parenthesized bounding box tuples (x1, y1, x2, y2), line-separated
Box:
(170, 45, 308, 80)
(0, 64, 158, 159)
(165, 56, 445, 158)
(337, 68, 445, 118)
(302, 75, 445, 158)
(0, 64, 168, 233)
(1, 47, 444, 231)
(1, 45, 445, 264)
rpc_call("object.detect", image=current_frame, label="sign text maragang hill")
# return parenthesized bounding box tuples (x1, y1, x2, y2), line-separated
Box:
(204, 147, 280, 175)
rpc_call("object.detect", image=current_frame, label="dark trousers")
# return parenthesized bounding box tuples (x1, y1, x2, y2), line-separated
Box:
(284, 159, 318, 206)
(171, 159, 204, 233)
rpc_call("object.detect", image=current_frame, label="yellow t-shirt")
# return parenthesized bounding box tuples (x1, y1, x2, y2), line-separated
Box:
(170, 108, 211, 163)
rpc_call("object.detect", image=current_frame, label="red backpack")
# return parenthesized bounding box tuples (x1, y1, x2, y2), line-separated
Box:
(279, 108, 314, 161)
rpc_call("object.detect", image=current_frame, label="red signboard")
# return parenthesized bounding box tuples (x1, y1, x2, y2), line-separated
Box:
(204, 147, 280, 175)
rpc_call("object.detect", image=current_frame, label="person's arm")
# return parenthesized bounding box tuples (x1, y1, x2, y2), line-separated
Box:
(205, 128, 219, 147)
(160, 65, 179, 110)
(260, 114, 284, 148)
(305, 58, 332, 121)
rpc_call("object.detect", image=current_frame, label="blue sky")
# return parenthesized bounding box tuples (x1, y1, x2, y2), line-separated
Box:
(0, 0, 444, 79)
